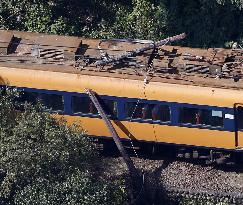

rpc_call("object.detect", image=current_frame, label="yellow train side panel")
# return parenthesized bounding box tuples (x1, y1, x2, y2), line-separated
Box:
(154, 124, 235, 149)
(1, 66, 243, 107)
(54, 114, 234, 150)
(117, 121, 156, 142)
(237, 132, 243, 148)
(144, 82, 243, 108)
(58, 115, 157, 142)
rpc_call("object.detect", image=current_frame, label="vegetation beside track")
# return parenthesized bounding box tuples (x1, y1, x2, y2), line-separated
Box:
(0, 88, 127, 205)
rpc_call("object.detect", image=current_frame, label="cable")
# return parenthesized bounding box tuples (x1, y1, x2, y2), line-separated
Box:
(126, 39, 169, 157)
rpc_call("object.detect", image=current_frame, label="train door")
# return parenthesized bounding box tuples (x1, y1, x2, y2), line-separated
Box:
(235, 105, 243, 148)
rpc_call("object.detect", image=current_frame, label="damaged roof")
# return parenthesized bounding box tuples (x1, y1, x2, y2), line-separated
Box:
(0, 29, 243, 90)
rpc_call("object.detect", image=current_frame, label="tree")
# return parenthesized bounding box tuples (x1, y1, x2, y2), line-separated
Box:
(0, 88, 126, 205)
(91, 0, 167, 40)
(164, 0, 243, 47)
(0, 0, 74, 35)
(0, 0, 243, 47)
(217, 0, 243, 9)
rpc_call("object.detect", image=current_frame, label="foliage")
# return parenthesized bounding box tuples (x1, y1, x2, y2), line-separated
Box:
(0, 1, 74, 35)
(0, 0, 243, 47)
(0, 88, 126, 205)
(163, 0, 243, 47)
(91, 0, 167, 40)
(14, 170, 126, 205)
(217, 0, 243, 9)
(23, 3, 74, 35)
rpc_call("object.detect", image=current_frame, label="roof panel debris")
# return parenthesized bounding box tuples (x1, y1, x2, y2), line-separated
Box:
(0, 29, 243, 89)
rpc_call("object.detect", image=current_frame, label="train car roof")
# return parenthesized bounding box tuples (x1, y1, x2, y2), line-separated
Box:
(0, 29, 243, 90)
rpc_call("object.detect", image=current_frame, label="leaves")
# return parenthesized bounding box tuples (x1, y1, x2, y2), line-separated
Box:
(87, 0, 167, 40)
(14, 169, 125, 205)
(0, 88, 126, 204)
(0, 0, 242, 47)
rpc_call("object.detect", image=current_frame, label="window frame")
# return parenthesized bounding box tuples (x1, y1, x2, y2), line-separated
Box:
(17, 89, 65, 114)
(38, 92, 65, 113)
(70, 93, 118, 119)
(71, 94, 99, 117)
(177, 104, 225, 130)
(124, 98, 171, 124)
(235, 106, 243, 131)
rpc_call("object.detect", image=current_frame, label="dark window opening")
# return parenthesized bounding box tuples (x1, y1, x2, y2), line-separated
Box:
(40, 93, 64, 112)
(152, 104, 170, 122)
(237, 106, 243, 130)
(72, 96, 98, 115)
(17, 91, 39, 105)
(99, 99, 118, 117)
(71, 96, 117, 118)
(179, 107, 223, 127)
(17, 91, 64, 112)
(125, 102, 170, 122)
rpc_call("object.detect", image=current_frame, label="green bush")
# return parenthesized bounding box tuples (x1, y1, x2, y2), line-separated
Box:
(0, 88, 126, 205)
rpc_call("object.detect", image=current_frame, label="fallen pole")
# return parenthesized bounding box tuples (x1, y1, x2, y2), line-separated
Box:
(85, 88, 139, 178)
(95, 33, 186, 66)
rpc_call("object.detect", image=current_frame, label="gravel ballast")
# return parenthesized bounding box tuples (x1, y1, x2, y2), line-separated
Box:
(102, 157, 243, 204)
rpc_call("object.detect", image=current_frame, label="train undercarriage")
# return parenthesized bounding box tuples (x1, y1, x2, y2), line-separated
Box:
(93, 137, 243, 165)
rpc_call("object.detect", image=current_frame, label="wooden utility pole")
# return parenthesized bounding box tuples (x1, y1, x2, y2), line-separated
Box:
(85, 89, 139, 179)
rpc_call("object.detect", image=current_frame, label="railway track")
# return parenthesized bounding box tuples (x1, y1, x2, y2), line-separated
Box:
(102, 156, 243, 204)
(159, 160, 243, 204)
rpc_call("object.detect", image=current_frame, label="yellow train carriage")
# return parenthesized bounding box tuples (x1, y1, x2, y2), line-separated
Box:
(1, 29, 243, 163)
(1, 65, 243, 155)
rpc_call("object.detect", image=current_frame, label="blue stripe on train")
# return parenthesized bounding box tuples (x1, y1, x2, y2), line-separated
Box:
(2, 85, 237, 133)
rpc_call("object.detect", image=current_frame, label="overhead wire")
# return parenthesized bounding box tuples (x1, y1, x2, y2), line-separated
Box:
(125, 39, 170, 157)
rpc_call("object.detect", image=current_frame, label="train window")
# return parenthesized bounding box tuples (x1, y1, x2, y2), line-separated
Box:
(15, 91, 39, 110)
(72, 96, 98, 115)
(125, 102, 170, 122)
(71, 96, 118, 117)
(17, 91, 64, 112)
(179, 107, 223, 127)
(125, 102, 151, 120)
(100, 99, 118, 117)
(18, 91, 39, 105)
(40, 93, 64, 112)
(237, 106, 243, 130)
(152, 105, 170, 122)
